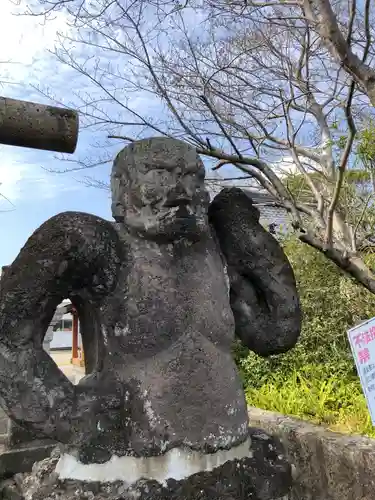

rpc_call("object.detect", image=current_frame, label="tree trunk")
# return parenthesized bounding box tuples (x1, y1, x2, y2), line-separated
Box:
(304, 0, 375, 107)
(299, 231, 375, 294)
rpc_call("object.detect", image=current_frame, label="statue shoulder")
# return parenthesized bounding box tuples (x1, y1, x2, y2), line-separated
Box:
(208, 188, 261, 253)
(208, 188, 301, 357)
(2, 211, 124, 303)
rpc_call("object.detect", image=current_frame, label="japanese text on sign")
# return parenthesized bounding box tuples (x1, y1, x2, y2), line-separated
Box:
(348, 318, 375, 425)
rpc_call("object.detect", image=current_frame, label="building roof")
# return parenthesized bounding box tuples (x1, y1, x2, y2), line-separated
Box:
(242, 189, 281, 206)
(242, 189, 291, 233)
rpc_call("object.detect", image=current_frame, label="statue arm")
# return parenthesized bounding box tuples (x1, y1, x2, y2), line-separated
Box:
(208, 188, 301, 356)
(0, 211, 123, 441)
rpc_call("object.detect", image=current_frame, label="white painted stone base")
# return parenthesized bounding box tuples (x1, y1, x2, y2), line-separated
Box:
(55, 438, 252, 485)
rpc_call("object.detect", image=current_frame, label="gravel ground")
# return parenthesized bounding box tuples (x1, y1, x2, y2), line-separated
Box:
(50, 350, 85, 384)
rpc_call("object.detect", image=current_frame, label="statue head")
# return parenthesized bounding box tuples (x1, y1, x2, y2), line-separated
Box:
(111, 137, 210, 241)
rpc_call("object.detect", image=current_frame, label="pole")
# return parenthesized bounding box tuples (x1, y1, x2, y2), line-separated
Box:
(0, 96, 79, 153)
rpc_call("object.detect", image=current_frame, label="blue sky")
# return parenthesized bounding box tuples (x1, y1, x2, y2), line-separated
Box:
(0, 0, 298, 268)
(0, 2, 119, 267)
(0, 0, 242, 267)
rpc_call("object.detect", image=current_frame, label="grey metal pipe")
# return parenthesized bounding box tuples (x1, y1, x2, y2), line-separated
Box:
(0, 97, 79, 154)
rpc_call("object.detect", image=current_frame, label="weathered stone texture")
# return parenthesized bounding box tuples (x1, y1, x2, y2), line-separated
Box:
(248, 406, 375, 500)
(0, 212, 123, 446)
(1, 428, 291, 500)
(0, 137, 301, 498)
(0, 97, 78, 153)
(209, 188, 301, 356)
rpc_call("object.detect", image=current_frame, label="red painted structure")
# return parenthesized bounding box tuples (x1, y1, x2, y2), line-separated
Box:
(62, 302, 85, 367)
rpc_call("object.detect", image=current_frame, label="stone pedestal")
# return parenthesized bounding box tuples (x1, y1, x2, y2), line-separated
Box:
(4, 429, 292, 500)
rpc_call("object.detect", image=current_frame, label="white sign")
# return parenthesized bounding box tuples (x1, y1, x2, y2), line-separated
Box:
(348, 317, 375, 425)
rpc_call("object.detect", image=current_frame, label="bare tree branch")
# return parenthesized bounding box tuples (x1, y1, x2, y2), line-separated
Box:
(21, 0, 375, 293)
(303, 0, 375, 105)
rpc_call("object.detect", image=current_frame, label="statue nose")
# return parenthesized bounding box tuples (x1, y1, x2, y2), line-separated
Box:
(164, 184, 191, 207)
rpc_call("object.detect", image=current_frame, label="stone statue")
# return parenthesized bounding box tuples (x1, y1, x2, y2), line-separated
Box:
(0, 137, 301, 499)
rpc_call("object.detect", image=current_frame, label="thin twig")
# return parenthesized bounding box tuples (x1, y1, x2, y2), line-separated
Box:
(199, 95, 243, 159)
(108, 135, 136, 142)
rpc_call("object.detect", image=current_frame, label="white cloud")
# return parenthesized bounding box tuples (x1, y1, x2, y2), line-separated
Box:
(273, 156, 319, 178)
(0, 2, 80, 208)
(0, 1, 70, 83)
(0, 147, 80, 209)
(273, 157, 298, 177)
(0, 162, 24, 210)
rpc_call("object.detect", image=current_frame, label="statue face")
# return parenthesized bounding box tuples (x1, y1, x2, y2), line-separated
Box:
(111, 138, 210, 241)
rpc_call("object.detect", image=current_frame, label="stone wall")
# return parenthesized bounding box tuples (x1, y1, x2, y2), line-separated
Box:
(248, 406, 375, 500)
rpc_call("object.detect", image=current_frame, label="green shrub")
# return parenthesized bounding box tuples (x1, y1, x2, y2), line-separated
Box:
(246, 364, 375, 438)
(234, 236, 375, 390)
